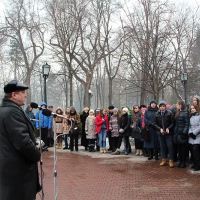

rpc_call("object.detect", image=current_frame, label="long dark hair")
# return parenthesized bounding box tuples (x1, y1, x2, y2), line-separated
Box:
(189, 104, 199, 117)
(175, 100, 186, 119)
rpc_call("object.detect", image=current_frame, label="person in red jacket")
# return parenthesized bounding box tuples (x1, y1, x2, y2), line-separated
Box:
(95, 108, 109, 153)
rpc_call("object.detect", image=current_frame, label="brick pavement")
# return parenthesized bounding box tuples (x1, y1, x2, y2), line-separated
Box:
(36, 147, 200, 200)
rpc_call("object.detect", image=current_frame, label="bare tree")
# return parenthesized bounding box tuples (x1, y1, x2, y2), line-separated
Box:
(0, 0, 45, 103)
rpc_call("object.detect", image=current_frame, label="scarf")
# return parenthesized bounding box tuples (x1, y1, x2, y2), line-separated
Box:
(141, 115, 145, 128)
(88, 116, 95, 125)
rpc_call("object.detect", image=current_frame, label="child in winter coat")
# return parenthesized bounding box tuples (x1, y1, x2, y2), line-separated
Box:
(85, 109, 96, 152)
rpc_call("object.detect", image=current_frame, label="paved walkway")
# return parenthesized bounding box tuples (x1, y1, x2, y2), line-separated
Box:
(36, 145, 200, 200)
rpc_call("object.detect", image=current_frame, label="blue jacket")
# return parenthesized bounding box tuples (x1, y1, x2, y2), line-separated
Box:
(35, 102, 52, 129)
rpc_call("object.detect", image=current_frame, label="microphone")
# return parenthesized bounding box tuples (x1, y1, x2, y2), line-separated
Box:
(30, 102, 42, 109)
(42, 109, 69, 119)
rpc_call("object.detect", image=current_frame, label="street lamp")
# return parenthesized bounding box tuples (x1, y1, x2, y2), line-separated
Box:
(180, 72, 187, 103)
(88, 89, 93, 107)
(42, 63, 50, 103)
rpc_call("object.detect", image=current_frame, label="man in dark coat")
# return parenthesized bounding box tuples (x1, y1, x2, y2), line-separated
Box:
(0, 80, 41, 200)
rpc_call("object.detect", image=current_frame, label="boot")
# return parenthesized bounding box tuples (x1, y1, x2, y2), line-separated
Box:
(56, 143, 59, 149)
(194, 160, 200, 171)
(100, 148, 104, 153)
(180, 155, 186, 168)
(160, 158, 167, 166)
(169, 160, 175, 168)
(111, 148, 120, 155)
(59, 143, 62, 149)
(103, 148, 107, 153)
(148, 149, 153, 160)
(139, 150, 143, 156)
(125, 149, 128, 155)
(154, 149, 159, 160)
(135, 149, 139, 156)
(191, 160, 196, 169)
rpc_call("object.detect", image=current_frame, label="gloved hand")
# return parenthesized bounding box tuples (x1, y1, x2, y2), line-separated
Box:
(189, 133, 196, 140)
(85, 131, 88, 135)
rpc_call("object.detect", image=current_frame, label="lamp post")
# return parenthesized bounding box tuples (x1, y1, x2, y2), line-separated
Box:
(180, 72, 187, 103)
(42, 63, 50, 103)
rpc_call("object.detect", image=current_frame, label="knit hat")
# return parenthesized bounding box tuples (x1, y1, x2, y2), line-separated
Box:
(193, 95, 200, 100)
(149, 99, 157, 105)
(158, 101, 166, 107)
(122, 107, 129, 113)
(89, 109, 94, 113)
(70, 106, 76, 111)
(113, 108, 118, 112)
(141, 107, 147, 111)
(108, 105, 115, 110)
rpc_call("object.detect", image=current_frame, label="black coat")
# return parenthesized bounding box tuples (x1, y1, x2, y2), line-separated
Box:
(144, 107, 160, 149)
(173, 110, 189, 144)
(152, 110, 174, 135)
(80, 111, 89, 146)
(119, 113, 131, 136)
(0, 98, 41, 200)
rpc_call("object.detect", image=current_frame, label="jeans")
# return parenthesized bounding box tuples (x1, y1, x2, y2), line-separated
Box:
(158, 134, 174, 160)
(98, 129, 107, 148)
(64, 134, 68, 148)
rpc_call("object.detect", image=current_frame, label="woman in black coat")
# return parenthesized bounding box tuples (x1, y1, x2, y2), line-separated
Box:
(144, 100, 160, 160)
(173, 100, 189, 168)
(80, 107, 89, 150)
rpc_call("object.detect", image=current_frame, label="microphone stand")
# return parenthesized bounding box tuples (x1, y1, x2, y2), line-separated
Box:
(53, 115, 72, 200)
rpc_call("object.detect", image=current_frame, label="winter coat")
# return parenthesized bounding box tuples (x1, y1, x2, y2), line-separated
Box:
(80, 111, 89, 146)
(25, 105, 35, 126)
(67, 111, 81, 134)
(95, 114, 109, 133)
(53, 107, 64, 133)
(109, 115, 120, 137)
(0, 98, 41, 200)
(144, 107, 160, 149)
(35, 102, 52, 129)
(119, 113, 131, 136)
(130, 111, 141, 139)
(63, 114, 70, 134)
(173, 110, 189, 144)
(152, 109, 174, 135)
(85, 116, 96, 139)
(188, 113, 200, 145)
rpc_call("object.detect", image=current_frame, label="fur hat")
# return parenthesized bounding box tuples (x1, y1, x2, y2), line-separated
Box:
(89, 109, 94, 113)
(122, 107, 129, 113)
(113, 108, 118, 112)
(149, 99, 157, 105)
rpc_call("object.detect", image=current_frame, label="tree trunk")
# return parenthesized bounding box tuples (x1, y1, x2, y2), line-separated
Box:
(108, 77, 113, 106)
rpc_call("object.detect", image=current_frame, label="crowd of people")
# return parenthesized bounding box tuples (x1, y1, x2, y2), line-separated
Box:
(25, 96, 200, 172)
(2, 79, 200, 200)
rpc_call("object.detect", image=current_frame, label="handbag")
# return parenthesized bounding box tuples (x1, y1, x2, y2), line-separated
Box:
(141, 126, 151, 142)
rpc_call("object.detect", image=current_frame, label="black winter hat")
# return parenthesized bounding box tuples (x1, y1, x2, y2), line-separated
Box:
(4, 80, 29, 93)
(108, 105, 114, 109)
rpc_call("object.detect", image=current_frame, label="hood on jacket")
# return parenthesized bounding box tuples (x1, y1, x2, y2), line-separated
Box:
(56, 107, 64, 115)
(40, 102, 47, 108)
(25, 105, 32, 112)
